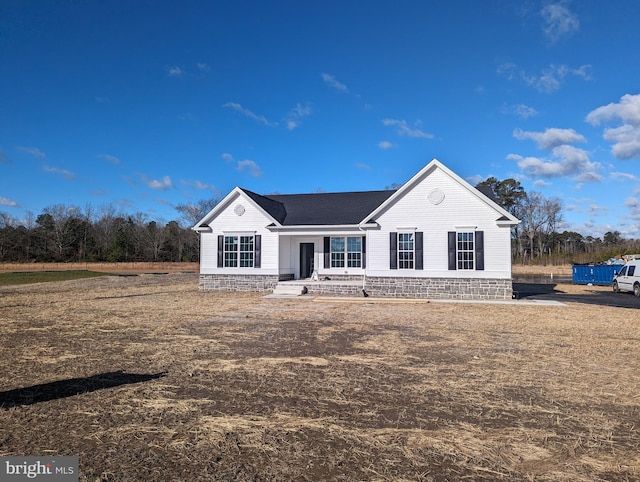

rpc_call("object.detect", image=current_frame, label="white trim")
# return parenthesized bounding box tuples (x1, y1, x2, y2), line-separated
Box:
(192, 187, 282, 230)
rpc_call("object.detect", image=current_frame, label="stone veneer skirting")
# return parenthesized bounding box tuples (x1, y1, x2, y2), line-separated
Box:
(199, 274, 280, 292)
(364, 276, 513, 300)
(199, 274, 513, 300)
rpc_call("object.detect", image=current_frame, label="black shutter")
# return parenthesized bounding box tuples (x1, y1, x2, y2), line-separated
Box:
(389, 232, 397, 270)
(475, 231, 484, 271)
(415, 232, 423, 270)
(362, 236, 366, 269)
(254, 235, 261, 268)
(217, 235, 224, 268)
(324, 237, 330, 269)
(448, 232, 456, 270)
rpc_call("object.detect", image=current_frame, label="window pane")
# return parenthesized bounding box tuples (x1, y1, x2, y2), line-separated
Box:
(398, 233, 414, 269)
(347, 237, 361, 252)
(224, 236, 238, 251)
(331, 237, 345, 252)
(456, 232, 474, 270)
(224, 236, 238, 267)
(331, 252, 345, 268)
(224, 252, 237, 267)
(240, 236, 253, 252)
(239, 235, 254, 267)
(347, 252, 361, 268)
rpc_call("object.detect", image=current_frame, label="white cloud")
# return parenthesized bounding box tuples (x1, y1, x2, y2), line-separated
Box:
(378, 141, 393, 150)
(625, 197, 639, 209)
(43, 165, 76, 180)
(223, 153, 263, 178)
(196, 62, 210, 72)
(533, 179, 551, 188)
(99, 154, 121, 165)
(286, 102, 312, 130)
(586, 93, 640, 160)
(466, 174, 485, 185)
(223, 102, 277, 127)
(167, 66, 185, 78)
(236, 159, 263, 178)
(586, 93, 640, 125)
(146, 176, 174, 190)
(513, 127, 585, 149)
(507, 147, 602, 182)
(16, 146, 45, 158)
(540, 2, 580, 42)
(512, 104, 538, 119)
(355, 162, 371, 171)
(382, 119, 434, 139)
(0, 196, 17, 207)
(321, 73, 349, 93)
(498, 62, 591, 93)
(508, 127, 602, 182)
(610, 171, 639, 181)
(180, 179, 217, 192)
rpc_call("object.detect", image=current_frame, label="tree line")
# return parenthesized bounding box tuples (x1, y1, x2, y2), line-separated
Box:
(1, 182, 638, 265)
(476, 177, 640, 265)
(0, 199, 217, 263)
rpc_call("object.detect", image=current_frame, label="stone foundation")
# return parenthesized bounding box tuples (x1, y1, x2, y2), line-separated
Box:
(199, 274, 280, 292)
(366, 276, 513, 300)
(199, 274, 513, 300)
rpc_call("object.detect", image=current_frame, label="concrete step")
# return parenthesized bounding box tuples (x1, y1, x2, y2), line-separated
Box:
(272, 284, 306, 296)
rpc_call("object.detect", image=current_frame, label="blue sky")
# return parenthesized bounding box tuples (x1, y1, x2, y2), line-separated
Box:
(1, 1, 639, 237)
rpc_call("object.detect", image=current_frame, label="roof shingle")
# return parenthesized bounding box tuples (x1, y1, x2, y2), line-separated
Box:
(241, 189, 396, 225)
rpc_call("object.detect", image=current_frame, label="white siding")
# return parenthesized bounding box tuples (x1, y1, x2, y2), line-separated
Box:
(199, 191, 279, 275)
(367, 167, 512, 279)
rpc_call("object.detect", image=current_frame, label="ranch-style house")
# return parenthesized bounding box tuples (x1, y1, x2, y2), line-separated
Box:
(193, 159, 520, 299)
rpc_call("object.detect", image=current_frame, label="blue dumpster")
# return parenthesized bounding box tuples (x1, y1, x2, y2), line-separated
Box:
(572, 264, 625, 285)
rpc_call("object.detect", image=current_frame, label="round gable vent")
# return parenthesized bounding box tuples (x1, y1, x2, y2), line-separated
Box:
(428, 189, 445, 205)
(234, 204, 246, 216)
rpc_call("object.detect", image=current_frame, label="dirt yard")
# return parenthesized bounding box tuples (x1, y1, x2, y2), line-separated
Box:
(1, 273, 638, 481)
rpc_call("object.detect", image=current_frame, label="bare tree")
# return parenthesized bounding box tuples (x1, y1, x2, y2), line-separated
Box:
(175, 198, 219, 228)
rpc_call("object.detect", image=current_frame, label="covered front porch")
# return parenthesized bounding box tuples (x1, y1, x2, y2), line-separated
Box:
(275, 229, 367, 281)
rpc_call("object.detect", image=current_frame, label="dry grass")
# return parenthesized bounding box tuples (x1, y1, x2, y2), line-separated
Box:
(0, 262, 198, 274)
(512, 264, 573, 277)
(1, 274, 638, 481)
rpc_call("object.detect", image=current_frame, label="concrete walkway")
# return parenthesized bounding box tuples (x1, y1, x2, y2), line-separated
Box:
(264, 293, 565, 306)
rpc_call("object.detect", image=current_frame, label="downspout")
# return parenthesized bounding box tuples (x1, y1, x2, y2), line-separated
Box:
(359, 225, 369, 297)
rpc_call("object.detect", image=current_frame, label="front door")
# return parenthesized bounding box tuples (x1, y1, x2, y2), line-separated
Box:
(300, 243, 314, 279)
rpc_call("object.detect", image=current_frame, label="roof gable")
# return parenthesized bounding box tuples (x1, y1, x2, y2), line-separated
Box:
(362, 159, 520, 225)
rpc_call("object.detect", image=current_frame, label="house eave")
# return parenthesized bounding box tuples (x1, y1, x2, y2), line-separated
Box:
(267, 224, 366, 233)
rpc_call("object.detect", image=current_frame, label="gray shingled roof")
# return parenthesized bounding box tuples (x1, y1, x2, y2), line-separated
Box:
(241, 184, 503, 226)
(241, 189, 397, 225)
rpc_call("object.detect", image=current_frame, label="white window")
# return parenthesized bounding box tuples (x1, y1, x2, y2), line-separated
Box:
(398, 233, 414, 269)
(224, 235, 254, 267)
(330, 236, 362, 268)
(457, 232, 474, 270)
